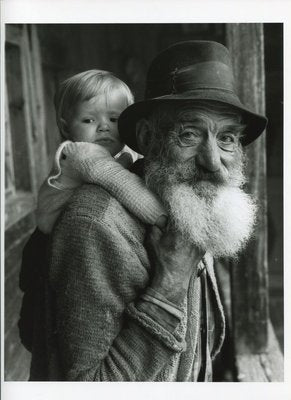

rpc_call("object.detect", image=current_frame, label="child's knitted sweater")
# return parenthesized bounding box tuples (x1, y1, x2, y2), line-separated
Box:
(37, 141, 166, 234)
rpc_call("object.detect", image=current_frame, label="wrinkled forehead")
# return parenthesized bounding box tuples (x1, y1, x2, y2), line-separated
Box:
(155, 101, 243, 126)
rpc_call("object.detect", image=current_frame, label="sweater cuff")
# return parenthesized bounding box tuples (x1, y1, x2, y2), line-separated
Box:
(126, 302, 186, 353)
(142, 287, 184, 319)
(136, 301, 179, 331)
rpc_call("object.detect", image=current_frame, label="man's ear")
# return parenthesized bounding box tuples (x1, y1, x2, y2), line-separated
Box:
(60, 118, 69, 139)
(136, 118, 153, 155)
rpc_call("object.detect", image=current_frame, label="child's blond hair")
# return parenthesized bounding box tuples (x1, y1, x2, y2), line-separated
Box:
(54, 69, 134, 138)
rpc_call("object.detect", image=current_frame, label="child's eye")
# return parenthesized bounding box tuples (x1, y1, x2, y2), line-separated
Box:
(110, 117, 118, 123)
(83, 118, 95, 123)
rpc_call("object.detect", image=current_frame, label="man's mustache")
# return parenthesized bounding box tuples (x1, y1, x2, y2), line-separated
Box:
(174, 162, 229, 185)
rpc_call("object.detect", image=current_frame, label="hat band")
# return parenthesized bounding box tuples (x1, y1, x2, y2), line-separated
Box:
(146, 61, 235, 97)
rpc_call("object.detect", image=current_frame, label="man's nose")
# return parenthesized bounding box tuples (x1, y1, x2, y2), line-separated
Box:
(196, 137, 221, 172)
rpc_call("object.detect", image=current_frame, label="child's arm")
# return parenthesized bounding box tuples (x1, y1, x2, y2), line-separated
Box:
(37, 141, 134, 234)
(62, 142, 167, 226)
(36, 141, 83, 234)
(36, 182, 74, 234)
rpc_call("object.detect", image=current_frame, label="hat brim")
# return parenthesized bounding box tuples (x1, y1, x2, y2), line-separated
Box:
(118, 91, 268, 153)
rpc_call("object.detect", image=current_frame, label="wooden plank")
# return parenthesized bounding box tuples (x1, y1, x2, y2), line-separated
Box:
(4, 232, 32, 381)
(41, 66, 62, 167)
(226, 23, 269, 354)
(5, 83, 16, 195)
(5, 191, 35, 231)
(5, 211, 35, 253)
(21, 26, 38, 196)
(26, 25, 50, 188)
(5, 287, 22, 339)
(4, 321, 31, 381)
(4, 215, 36, 381)
(235, 321, 283, 382)
(5, 241, 26, 334)
(5, 343, 31, 381)
(5, 255, 22, 297)
(5, 38, 32, 193)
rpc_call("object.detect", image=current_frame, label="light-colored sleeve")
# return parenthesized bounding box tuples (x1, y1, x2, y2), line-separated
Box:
(36, 141, 82, 234)
(83, 159, 166, 225)
(62, 141, 167, 225)
(36, 180, 76, 234)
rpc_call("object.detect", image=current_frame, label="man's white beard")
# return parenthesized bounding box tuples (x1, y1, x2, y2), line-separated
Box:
(162, 183, 256, 258)
(145, 157, 257, 258)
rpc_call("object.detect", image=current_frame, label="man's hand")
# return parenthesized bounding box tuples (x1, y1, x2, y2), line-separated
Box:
(146, 222, 205, 305)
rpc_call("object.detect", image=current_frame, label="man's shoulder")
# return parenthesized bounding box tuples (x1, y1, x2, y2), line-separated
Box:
(52, 184, 148, 267)
(63, 184, 141, 229)
(64, 184, 119, 217)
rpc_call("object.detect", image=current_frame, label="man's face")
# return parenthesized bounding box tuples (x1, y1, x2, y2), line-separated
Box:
(145, 103, 246, 192)
(144, 102, 256, 258)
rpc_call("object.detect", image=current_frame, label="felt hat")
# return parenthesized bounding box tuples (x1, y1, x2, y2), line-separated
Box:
(118, 40, 267, 152)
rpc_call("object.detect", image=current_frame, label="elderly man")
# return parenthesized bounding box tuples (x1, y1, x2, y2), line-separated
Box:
(29, 40, 267, 381)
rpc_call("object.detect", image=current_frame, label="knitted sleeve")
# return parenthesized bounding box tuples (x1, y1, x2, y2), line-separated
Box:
(49, 206, 184, 381)
(82, 159, 166, 225)
(36, 141, 83, 234)
(36, 180, 76, 234)
(62, 141, 166, 225)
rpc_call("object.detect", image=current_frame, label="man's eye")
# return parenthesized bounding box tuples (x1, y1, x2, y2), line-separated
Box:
(218, 133, 239, 151)
(181, 131, 194, 139)
(175, 128, 201, 147)
(179, 129, 199, 139)
(219, 134, 235, 143)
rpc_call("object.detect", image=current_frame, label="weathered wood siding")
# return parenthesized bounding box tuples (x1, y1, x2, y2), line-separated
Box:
(4, 25, 48, 381)
(5, 215, 35, 381)
(264, 24, 284, 351)
(226, 23, 283, 381)
(227, 23, 269, 355)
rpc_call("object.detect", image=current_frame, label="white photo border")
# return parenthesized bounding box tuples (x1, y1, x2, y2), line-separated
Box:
(1, 1, 290, 399)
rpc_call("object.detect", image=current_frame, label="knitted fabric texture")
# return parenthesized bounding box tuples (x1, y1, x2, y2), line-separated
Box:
(37, 141, 166, 234)
(30, 183, 225, 381)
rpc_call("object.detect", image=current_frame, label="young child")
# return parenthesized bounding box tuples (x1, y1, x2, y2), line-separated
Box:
(36, 69, 167, 234)
(19, 70, 167, 352)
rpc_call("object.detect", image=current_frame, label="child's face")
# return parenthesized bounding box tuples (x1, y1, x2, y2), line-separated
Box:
(66, 92, 128, 156)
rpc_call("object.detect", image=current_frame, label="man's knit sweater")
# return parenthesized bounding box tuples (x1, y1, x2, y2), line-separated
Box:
(29, 182, 225, 381)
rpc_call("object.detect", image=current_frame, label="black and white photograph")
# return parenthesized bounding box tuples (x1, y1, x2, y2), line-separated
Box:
(1, 1, 289, 399)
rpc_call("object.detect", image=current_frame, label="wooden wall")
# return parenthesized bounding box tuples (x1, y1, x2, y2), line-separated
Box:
(264, 24, 284, 350)
(5, 25, 48, 380)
